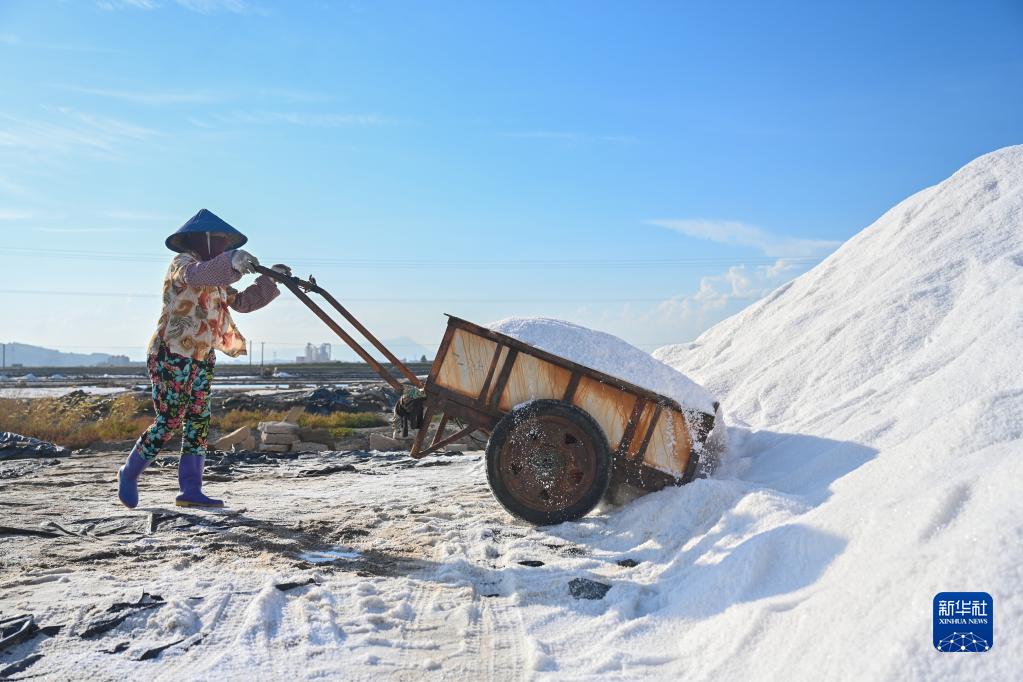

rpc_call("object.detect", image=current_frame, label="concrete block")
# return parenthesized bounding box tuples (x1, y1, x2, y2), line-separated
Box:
(261, 431, 300, 445)
(258, 442, 291, 453)
(215, 426, 253, 450)
(258, 421, 300, 435)
(283, 406, 305, 424)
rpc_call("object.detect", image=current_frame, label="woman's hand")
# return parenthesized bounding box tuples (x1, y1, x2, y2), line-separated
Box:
(230, 249, 260, 274)
(271, 264, 292, 277)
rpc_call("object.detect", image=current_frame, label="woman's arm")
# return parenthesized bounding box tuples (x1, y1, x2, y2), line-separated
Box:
(228, 275, 280, 313)
(182, 252, 242, 287)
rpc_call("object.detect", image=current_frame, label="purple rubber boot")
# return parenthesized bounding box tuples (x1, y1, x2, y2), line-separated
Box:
(117, 443, 151, 509)
(175, 454, 224, 508)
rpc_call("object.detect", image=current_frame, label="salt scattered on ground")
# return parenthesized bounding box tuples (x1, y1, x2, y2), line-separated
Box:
(0, 386, 128, 398)
(489, 317, 717, 413)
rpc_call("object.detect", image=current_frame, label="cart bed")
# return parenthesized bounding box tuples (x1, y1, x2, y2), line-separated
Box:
(413, 316, 715, 492)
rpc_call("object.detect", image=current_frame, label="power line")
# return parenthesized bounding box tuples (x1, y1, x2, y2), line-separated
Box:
(0, 289, 160, 298)
(0, 288, 765, 303)
(3, 339, 679, 351)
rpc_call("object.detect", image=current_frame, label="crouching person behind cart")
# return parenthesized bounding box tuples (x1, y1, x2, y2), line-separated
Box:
(117, 209, 290, 509)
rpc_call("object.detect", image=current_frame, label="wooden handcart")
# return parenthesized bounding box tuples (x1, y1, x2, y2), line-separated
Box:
(258, 266, 717, 525)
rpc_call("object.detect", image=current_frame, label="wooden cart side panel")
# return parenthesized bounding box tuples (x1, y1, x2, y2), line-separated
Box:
(484, 345, 511, 405)
(626, 400, 660, 459)
(427, 323, 457, 386)
(446, 316, 706, 416)
(642, 407, 693, 477)
(497, 352, 573, 412)
(573, 375, 631, 451)
(434, 328, 499, 399)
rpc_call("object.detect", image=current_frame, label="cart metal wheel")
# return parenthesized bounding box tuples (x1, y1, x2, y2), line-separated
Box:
(486, 399, 611, 525)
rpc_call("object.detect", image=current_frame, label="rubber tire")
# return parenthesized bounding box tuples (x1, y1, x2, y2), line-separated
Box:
(486, 399, 612, 525)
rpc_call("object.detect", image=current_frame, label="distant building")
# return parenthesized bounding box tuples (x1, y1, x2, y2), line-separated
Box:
(302, 343, 332, 363)
(102, 355, 132, 366)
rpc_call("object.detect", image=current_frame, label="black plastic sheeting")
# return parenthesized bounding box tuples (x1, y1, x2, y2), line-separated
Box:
(303, 387, 358, 414)
(0, 432, 69, 460)
(216, 385, 398, 415)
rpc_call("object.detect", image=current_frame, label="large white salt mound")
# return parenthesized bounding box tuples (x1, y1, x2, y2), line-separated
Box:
(488, 316, 717, 413)
(642, 144, 1023, 679)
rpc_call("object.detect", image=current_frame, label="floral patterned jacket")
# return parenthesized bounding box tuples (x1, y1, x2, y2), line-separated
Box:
(147, 252, 279, 360)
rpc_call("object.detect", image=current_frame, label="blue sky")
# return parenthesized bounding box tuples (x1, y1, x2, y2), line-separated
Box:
(1, 0, 1021, 362)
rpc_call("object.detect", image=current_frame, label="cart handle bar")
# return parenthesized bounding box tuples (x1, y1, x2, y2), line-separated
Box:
(254, 264, 424, 391)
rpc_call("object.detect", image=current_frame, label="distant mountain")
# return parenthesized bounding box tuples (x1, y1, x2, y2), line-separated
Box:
(0, 338, 436, 368)
(0, 342, 122, 368)
(330, 336, 435, 363)
(380, 336, 435, 363)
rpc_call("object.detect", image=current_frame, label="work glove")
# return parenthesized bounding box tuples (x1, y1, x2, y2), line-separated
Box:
(271, 264, 292, 277)
(230, 249, 259, 274)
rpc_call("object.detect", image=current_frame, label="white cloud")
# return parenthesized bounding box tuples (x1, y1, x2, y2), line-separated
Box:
(499, 131, 636, 144)
(690, 260, 798, 308)
(0, 175, 33, 198)
(216, 110, 395, 127)
(103, 210, 176, 222)
(582, 258, 808, 349)
(0, 209, 35, 220)
(257, 88, 334, 103)
(59, 85, 221, 105)
(174, 0, 252, 13)
(31, 226, 142, 233)
(0, 33, 112, 52)
(97, 0, 257, 13)
(96, 0, 159, 9)
(650, 218, 841, 258)
(650, 259, 801, 333)
(0, 108, 159, 158)
(59, 85, 337, 108)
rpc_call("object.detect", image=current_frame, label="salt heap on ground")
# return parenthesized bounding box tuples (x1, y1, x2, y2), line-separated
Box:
(489, 316, 716, 413)
(640, 144, 1022, 678)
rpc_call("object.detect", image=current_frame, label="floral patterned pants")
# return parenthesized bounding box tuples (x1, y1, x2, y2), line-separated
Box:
(136, 344, 216, 461)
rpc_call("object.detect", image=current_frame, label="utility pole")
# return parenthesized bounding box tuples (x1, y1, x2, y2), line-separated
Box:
(1, 343, 5, 369)
(248, 340, 253, 366)
(261, 342, 265, 368)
